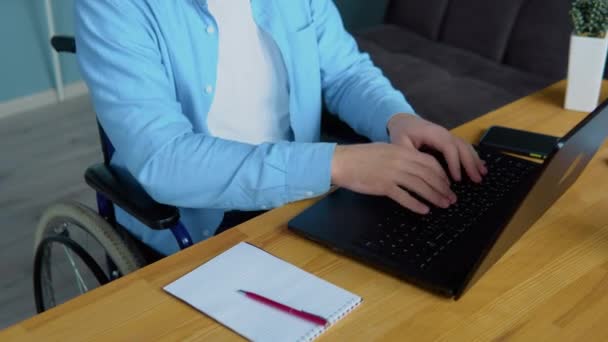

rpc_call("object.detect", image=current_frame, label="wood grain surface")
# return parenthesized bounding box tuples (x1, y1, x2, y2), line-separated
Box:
(2, 81, 608, 341)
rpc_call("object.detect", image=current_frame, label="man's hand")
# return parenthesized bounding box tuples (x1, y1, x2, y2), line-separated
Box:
(387, 114, 487, 182)
(331, 143, 457, 214)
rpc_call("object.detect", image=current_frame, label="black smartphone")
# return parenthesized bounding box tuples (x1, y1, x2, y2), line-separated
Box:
(478, 126, 559, 159)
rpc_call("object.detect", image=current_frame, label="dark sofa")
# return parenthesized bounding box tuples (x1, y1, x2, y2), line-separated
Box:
(324, 0, 573, 140)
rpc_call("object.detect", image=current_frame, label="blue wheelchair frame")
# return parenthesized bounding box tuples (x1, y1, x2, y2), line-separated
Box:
(51, 36, 193, 253)
(33, 36, 197, 314)
(94, 125, 193, 251)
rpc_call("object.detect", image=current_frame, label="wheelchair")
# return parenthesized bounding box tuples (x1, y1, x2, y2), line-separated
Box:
(33, 36, 195, 314)
(33, 33, 368, 314)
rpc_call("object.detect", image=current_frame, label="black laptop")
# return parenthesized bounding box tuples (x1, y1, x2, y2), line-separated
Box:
(289, 99, 608, 299)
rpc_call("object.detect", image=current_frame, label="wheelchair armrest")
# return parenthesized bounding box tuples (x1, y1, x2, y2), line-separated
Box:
(51, 36, 76, 54)
(84, 164, 180, 230)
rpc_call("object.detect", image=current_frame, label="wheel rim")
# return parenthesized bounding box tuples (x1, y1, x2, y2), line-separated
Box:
(34, 220, 113, 313)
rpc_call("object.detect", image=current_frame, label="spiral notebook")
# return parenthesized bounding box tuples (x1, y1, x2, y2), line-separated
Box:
(164, 242, 362, 341)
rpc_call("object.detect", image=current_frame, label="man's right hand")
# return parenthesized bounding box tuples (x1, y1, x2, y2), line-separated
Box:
(330, 143, 457, 214)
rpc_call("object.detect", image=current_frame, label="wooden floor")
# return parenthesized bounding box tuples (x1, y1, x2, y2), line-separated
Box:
(0, 96, 101, 329)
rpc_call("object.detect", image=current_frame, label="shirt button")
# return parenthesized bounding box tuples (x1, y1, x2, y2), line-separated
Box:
(206, 25, 215, 34)
(261, 205, 268, 210)
(305, 191, 314, 197)
(203, 229, 211, 236)
(204, 85, 213, 94)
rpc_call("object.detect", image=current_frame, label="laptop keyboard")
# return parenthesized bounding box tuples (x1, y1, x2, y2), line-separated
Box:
(355, 149, 538, 270)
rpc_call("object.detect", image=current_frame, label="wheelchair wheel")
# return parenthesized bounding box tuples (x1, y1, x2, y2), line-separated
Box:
(33, 202, 145, 313)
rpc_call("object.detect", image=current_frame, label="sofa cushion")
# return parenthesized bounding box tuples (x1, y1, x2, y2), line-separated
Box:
(357, 38, 451, 93)
(462, 60, 551, 98)
(440, 0, 527, 61)
(385, 0, 450, 40)
(404, 77, 519, 129)
(357, 25, 433, 54)
(504, 0, 572, 79)
(358, 25, 551, 96)
(356, 25, 553, 128)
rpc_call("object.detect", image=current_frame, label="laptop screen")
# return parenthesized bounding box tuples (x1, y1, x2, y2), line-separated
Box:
(461, 98, 608, 295)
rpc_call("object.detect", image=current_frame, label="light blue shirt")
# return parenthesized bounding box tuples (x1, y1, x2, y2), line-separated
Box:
(75, 0, 415, 255)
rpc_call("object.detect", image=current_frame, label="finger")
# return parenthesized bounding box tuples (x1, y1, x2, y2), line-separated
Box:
(470, 145, 488, 175)
(395, 136, 416, 150)
(458, 141, 482, 183)
(401, 160, 455, 202)
(387, 186, 429, 214)
(412, 129, 462, 181)
(413, 151, 451, 186)
(392, 145, 450, 187)
(396, 172, 452, 209)
(440, 142, 462, 182)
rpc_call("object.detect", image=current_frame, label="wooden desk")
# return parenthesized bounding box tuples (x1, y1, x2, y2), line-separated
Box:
(3, 81, 608, 341)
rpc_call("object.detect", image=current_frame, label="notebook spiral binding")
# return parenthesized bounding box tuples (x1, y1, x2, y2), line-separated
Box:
(298, 297, 363, 342)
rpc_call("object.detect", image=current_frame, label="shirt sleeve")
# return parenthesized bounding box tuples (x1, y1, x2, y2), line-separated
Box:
(75, 0, 336, 210)
(311, 0, 417, 142)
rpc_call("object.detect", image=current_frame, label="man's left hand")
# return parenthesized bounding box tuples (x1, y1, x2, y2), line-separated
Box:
(387, 114, 487, 183)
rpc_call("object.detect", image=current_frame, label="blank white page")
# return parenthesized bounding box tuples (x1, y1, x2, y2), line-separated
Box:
(164, 242, 362, 341)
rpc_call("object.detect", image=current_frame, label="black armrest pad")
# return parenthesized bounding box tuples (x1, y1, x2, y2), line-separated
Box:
(85, 164, 180, 230)
(51, 36, 76, 53)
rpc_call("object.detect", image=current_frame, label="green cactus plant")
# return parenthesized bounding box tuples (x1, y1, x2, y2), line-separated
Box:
(571, 0, 608, 38)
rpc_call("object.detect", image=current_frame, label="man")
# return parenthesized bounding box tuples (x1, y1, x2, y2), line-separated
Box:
(75, 0, 487, 255)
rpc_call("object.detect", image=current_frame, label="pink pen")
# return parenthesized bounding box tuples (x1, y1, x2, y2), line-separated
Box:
(237, 290, 328, 326)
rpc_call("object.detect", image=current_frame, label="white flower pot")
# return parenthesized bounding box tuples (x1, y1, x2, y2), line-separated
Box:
(565, 34, 608, 112)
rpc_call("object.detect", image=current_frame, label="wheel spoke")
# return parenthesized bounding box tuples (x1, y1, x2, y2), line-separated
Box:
(34, 203, 141, 313)
(61, 245, 89, 293)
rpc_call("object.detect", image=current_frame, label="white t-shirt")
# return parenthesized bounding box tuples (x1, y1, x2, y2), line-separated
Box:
(206, 0, 292, 144)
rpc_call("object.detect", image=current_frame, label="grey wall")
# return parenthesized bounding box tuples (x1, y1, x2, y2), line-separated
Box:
(0, 0, 80, 103)
(0, 0, 389, 103)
